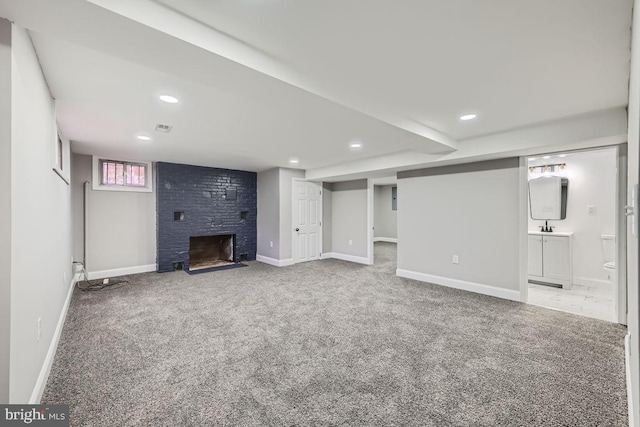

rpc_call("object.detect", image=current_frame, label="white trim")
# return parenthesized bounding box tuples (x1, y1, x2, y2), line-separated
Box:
(615, 145, 628, 326)
(626, 334, 635, 427)
(291, 179, 323, 265)
(87, 264, 156, 280)
(519, 157, 529, 303)
(572, 275, 614, 289)
(396, 269, 521, 302)
(367, 178, 374, 265)
(322, 252, 372, 265)
(91, 155, 153, 193)
(256, 255, 294, 267)
(29, 272, 80, 404)
(373, 237, 397, 243)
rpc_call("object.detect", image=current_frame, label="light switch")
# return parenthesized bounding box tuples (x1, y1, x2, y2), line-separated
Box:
(587, 205, 597, 215)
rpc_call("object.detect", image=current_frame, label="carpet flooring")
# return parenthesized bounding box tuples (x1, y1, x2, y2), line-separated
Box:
(43, 243, 628, 426)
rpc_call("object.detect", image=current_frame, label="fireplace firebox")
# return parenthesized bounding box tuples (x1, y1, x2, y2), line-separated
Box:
(189, 234, 235, 271)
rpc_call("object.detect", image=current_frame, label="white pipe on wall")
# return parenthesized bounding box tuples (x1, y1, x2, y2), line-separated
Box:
(83, 180, 89, 279)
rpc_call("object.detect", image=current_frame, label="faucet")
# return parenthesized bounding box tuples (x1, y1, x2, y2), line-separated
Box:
(540, 220, 554, 233)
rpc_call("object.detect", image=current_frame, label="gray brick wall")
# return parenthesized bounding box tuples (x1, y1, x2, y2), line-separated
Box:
(156, 162, 257, 272)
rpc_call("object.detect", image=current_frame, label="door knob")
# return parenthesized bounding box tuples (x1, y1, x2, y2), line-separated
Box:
(295, 228, 300, 232)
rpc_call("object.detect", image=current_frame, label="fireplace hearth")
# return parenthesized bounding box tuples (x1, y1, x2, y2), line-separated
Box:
(189, 234, 235, 271)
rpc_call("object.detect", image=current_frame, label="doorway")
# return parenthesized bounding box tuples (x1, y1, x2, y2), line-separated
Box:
(522, 146, 626, 323)
(372, 177, 398, 269)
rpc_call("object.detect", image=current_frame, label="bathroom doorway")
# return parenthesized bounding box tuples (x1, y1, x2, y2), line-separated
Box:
(522, 146, 627, 323)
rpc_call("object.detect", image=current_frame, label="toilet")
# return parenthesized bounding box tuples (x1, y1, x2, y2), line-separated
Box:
(601, 234, 616, 281)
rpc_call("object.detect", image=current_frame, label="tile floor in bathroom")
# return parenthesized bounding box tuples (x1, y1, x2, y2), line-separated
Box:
(527, 282, 616, 322)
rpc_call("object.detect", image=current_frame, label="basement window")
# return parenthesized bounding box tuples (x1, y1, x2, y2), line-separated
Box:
(92, 156, 153, 192)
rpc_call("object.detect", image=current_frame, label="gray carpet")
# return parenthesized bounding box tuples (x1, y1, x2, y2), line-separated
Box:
(43, 243, 628, 426)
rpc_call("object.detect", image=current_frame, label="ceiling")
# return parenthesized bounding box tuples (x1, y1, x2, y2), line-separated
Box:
(29, 33, 435, 171)
(0, 0, 633, 173)
(157, 0, 632, 140)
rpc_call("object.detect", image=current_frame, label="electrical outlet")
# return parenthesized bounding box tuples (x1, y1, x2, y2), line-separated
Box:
(37, 317, 41, 342)
(270, 241, 273, 248)
(103, 278, 109, 285)
(349, 239, 353, 246)
(452, 254, 459, 264)
(587, 205, 597, 215)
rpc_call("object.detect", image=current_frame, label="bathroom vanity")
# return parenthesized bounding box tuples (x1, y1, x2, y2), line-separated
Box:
(528, 231, 573, 289)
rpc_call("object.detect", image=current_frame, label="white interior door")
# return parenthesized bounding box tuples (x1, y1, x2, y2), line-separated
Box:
(293, 180, 322, 263)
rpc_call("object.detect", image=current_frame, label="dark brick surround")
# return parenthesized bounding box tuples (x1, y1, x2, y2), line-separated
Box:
(156, 162, 257, 272)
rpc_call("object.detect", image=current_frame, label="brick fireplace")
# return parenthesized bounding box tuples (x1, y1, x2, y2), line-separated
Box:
(156, 162, 257, 272)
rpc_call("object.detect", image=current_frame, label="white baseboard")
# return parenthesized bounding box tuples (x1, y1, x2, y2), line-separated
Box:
(29, 272, 80, 404)
(256, 255, 294, 267)
(87, 264, 156, 280)
(573, 275, 613, 289)
(625, 334, 635, 427)
(396, 269, 521, 302)
(373, 237, 397, 243)
(323, 252, 372, 265)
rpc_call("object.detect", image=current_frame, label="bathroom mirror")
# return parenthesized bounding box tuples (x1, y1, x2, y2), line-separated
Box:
(529, 176, 569, 220)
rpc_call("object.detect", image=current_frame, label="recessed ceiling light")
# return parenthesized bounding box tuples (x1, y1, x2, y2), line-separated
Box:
(543, 156, 551, 159)
(528, 158, 537, 162)
(289, 158, 299, 164)
(558, 154, 567, 158)
(460, 114, 477, 121)
(350, 142, 362, 149)
(159, 95, 179, 104)
(137, 135, 151, 141)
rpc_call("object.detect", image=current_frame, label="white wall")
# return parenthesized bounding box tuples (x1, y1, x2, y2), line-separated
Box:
(278, 168, 305, 260)
(374, 185, 397, 240)
(257, 167, 280, 260)
(329, 180, 368, 259)
(626, 1, 640, 424)
(72, 154, 156, 277)
(397, 159, 520, 299)
(0, 17, 11, 403)
(10, 25, 73, 403)
(528, 148, 617, 284)
(256, 167, 305, 263)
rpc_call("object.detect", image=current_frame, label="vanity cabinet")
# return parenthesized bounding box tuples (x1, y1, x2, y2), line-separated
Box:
(528, 235, 543, 277)
(528, 232, 572, 289)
